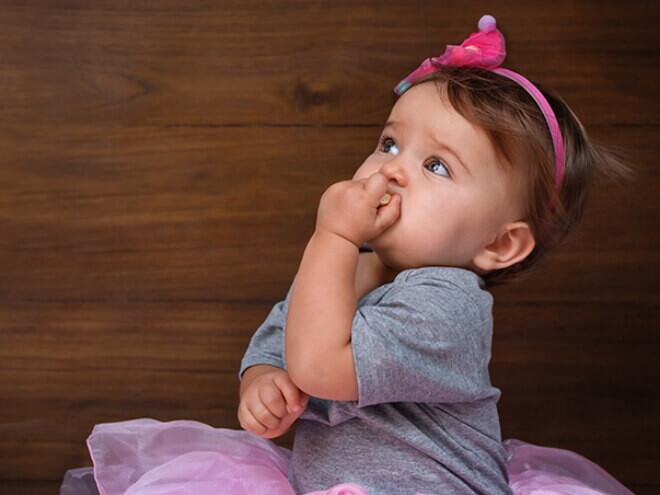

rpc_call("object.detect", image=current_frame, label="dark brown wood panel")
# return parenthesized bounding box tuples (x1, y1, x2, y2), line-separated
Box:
(0, 1, 657, 493)
(0, 127, 655, 303)
(0, 2, 656, 127)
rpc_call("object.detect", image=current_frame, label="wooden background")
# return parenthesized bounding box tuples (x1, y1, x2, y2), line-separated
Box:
(1, 1, 658, 493)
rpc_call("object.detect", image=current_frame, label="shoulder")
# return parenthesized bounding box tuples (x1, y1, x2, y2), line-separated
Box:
(384, 266, 493, 323)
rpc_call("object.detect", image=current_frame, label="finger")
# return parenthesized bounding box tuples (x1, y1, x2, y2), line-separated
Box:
(238, 402, 267, 435)
(375, 193, 401, 230)
(260, 399, 310, 439)
(277, 411, 301, 433)
(363, 173, 389, 203)
(274, 374, 308, 414)
(259, 428, 284, 440)
(277, 404, 309, 434)
(258, 385, 288, 419)
(247, 401, 282, 431)
(255, 415, 291, 440)
(285, 390, 310, 415)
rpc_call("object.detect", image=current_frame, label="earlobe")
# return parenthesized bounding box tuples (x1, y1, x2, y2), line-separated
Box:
(472, 222, 536, 272)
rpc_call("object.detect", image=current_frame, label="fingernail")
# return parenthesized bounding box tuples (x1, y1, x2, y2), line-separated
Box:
(379, 193, 391, 206)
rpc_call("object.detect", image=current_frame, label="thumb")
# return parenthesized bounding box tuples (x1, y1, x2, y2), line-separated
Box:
(375, 194, 401, 231)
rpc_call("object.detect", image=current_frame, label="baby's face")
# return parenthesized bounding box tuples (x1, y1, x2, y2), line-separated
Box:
(354, 82, 522, 272)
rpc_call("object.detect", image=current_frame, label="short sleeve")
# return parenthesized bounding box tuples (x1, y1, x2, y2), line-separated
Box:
(239, 299, 287, 378)
(239, 280, 300, 378)
(352, 276, 495, 407)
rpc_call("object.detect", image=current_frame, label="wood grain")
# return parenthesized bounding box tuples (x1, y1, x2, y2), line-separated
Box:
(0, 1, 657, 493)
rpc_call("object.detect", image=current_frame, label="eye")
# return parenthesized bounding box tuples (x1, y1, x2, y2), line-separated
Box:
(379, 136, 399, 156)
(425, 158, 451, 178)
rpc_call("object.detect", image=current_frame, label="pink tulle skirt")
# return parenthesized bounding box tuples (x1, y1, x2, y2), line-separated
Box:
(60, 418, 633, 495)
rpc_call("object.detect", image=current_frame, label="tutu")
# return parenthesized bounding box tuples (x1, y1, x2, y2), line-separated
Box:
(504, 439, 634, 495)
(60, 418, 633, 495)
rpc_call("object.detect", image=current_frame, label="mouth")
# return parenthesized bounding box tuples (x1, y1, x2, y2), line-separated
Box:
(379, 183, 402, 207)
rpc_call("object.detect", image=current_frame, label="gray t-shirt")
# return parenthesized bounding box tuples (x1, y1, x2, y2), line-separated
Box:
(240, 266, 511, 495)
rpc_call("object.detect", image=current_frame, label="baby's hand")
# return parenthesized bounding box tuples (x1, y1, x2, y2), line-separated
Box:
(238, 366, 309, 439)
(316, 172, 401, 247)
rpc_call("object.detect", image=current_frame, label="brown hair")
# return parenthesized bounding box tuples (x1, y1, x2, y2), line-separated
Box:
(411, 67, 630, 286)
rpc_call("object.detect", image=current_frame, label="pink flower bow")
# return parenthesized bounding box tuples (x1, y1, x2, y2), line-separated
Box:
(394, 15, 505, 95)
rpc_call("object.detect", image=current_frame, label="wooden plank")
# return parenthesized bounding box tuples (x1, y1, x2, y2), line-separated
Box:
(0, 1, 655, 127)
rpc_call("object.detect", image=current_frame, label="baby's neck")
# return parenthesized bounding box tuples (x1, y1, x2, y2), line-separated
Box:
(355, 252, 399, 300)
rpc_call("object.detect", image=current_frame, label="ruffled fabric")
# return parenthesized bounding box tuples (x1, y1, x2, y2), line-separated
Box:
(504, 439, 634, 495)
(86, 419, 293, 495)
(60, 418, 633, 495)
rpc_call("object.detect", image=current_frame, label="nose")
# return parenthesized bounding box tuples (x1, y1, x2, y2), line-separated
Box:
(379, 156, 408, 188)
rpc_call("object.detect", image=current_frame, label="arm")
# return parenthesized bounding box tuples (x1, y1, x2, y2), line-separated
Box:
(285, 173, 401, 400)
(238, 291, 308, 438)
(286, 231, 359, 400)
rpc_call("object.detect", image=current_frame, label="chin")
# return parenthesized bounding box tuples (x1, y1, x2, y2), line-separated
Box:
(367, 246, 415, 273)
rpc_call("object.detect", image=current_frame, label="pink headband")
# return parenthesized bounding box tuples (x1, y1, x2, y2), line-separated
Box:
(394, 15, 565, 193)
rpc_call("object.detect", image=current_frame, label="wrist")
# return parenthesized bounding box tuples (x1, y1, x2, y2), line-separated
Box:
(311, 229, 362, 252)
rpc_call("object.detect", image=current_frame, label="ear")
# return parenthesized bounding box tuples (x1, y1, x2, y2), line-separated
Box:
(472, 222, 536, 272)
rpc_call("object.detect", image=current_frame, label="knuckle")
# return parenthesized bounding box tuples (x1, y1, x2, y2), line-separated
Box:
(260, 387, 282, 407)
(261, 386, 280, 402)
(326, 182, 345, 196)
(254, 408, 273, 424)
(274, 376, 295, 397)
(272, 370, 290, 385)
(263, 396, 283, 412)
(279, 385, 295, 403)
(237, 402, 250, 422)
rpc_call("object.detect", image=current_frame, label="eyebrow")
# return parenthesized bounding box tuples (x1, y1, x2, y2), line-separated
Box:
(383, 121, 472, 176)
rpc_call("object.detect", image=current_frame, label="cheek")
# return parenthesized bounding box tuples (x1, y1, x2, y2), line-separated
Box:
(398, 197, 449, 248)
(411, 198, 472, 254)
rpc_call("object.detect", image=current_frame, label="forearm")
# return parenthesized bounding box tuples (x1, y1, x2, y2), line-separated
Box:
(284, 173, 399, 400)
(285, 231, 359, 400)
